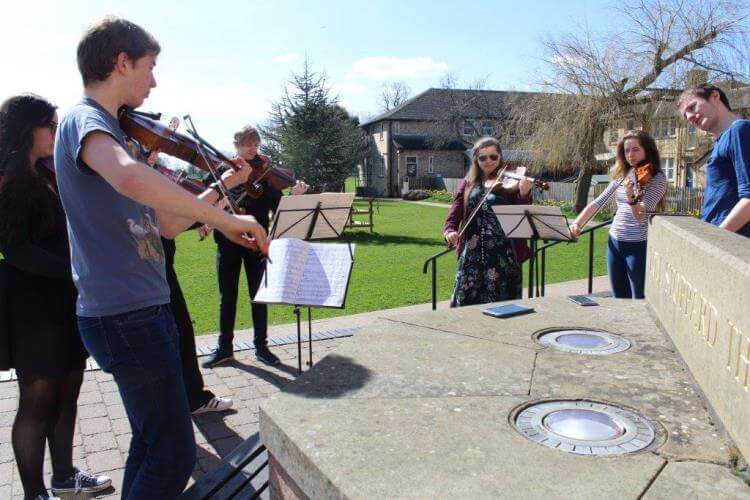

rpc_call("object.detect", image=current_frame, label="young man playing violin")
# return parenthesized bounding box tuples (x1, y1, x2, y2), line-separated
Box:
(54, 17, 268, 499)
(679, 84, 750, 238)
(203, 125, 308, 368)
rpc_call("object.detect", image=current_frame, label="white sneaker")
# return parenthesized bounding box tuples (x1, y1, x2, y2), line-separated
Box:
(192, 396, 234, 414)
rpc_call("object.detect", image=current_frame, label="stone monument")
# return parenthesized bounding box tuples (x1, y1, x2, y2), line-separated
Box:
(260, 216, 750, 498)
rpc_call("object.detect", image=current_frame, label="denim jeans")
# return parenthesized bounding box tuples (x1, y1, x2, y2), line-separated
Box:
(78, 304, 195, 499)
(606, 236, 648, 299)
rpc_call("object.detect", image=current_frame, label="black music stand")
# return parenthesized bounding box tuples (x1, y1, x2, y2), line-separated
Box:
(260, 193, 355, 374)
(492, 205, 574, 298)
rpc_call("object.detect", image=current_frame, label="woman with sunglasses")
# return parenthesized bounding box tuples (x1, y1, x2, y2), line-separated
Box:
(443, 136, 533, 307)
(0, 94, 110, 499)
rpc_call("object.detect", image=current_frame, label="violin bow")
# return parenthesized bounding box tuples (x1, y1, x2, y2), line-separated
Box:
(182, 115, 243, 214)
(454, 164, 509, 243)
(182, 115, 269, 259)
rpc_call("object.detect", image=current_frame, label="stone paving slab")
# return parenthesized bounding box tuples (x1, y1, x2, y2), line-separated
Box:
(283, 318, 536, 399)
(260, 395, 666, 499)
(643, 461, 750, 499)
(0, 338, 345, 499)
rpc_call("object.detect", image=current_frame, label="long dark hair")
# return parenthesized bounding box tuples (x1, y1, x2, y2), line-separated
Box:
(0, 93, 59, 246)
(613, 129, 665, 210)
(612, 129, 662, 180)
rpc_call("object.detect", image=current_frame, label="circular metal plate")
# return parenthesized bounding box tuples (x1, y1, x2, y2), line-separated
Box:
(535, 328, 631, 355)
(514, 400, 656, 456)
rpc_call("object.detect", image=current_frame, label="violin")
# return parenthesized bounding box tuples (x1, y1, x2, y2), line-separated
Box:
(118, 108, 267, 253)
(496, 165, 550, 191)
(119, 108, 226, 172)
(118, 108, 295, 199)
(152, 162, 206, 196)
(630, 162, 654, 202)
(244, 154, 296, 198)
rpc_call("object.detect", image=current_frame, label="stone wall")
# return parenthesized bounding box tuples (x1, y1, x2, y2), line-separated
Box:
(646, 216, 750, 460)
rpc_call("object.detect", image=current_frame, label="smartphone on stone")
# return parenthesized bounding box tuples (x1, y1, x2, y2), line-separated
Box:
(567, 295, 598, 306)
(482, 304, 535, 318)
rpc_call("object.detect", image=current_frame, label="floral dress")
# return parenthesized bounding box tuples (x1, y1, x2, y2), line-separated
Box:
(450, 185, 522, 307)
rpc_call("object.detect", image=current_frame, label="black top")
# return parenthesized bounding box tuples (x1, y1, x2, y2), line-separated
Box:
(0, 187, 71, 280)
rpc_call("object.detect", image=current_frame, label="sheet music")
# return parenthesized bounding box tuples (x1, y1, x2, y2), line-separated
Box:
(295, 243, 354, 307)
(253, 238, 354, 308)
(253, 239, 309, 304)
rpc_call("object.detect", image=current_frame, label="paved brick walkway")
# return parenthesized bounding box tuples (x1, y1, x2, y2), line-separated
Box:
(0, 338, 346, 499)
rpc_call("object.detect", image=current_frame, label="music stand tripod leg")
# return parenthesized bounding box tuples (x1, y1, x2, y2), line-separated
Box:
(307, 308, 313, 367)
(294, 307, 302, 375)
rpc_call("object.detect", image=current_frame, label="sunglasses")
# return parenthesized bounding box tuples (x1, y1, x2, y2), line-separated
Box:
(478, 154, 499, 162)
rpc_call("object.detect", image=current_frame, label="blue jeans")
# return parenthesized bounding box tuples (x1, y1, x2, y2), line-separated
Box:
(78, 305, 195, 499)
(606, 236, 647, 299)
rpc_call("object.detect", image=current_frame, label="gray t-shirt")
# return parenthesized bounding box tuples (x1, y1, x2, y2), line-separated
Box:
(54, 97, 169, 317)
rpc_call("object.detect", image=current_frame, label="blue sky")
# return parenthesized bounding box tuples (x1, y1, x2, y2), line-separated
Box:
(1, 0, 614, 150)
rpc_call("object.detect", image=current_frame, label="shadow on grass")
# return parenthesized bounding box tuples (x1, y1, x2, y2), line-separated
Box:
(342, 231, 445, 247)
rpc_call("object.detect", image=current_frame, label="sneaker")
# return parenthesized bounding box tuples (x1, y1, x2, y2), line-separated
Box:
(192, 396, 234, 414)
(255, 346, 280, 365)
(51, 468, 112, 494)
(201, 347, 234, 368)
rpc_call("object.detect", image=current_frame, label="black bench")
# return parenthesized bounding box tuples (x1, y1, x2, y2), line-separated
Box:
(181, 433, 269, 499)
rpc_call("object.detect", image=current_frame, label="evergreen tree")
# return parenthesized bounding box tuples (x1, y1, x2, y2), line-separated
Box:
(261, 61, 365, 191)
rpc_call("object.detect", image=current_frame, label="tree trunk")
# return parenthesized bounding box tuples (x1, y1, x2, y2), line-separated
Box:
(574, 164, 593, 213)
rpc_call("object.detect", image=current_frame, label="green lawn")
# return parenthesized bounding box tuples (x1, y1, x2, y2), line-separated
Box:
(344, 175, 358, 192)
(174, 200, 608, 334)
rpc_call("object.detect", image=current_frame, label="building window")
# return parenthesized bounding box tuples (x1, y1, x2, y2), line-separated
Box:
(393, 121, 400, 134)
(655, 118, 677, 138)
(609, 129, 618, 144)
(428, 156, 434, 174)
(687, 126, 697, 149)
(463, 120, 475, 136)
(661, 157, 675, 182)
(481, 121, 493, 136)
(406, 156, 418, 177)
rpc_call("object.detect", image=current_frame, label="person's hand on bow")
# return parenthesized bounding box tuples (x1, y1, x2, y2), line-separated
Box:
(221, 157, 252, 189)
(519, 178, 533, 198)
(623, 177, 637, 203)
(290, 180, 310, 195)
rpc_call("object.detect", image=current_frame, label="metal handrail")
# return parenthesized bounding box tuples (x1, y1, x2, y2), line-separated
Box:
(421, 218, 613, 310)
(422, 246, 456, 310)
(532, 219, 612, 297)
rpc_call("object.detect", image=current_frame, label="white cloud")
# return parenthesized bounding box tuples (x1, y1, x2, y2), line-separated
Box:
(272, 52, 298, 63)
(348, 57, 448, 80)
